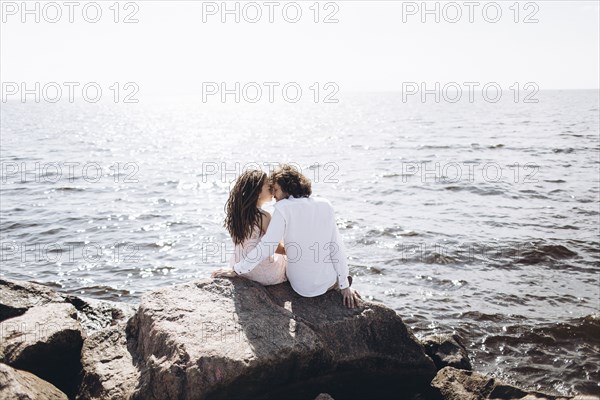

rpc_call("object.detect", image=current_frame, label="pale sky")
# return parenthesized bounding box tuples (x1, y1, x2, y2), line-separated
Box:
(1, 1, 599, 98)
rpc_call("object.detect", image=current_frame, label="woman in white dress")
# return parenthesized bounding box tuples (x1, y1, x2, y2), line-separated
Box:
(212, 170, 287, 285)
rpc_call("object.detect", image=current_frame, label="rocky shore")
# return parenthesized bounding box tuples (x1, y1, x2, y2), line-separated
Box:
(0, 277, 596, 400)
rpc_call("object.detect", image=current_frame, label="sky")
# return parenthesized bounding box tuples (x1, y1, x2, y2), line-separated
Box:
(1, 1, 599, 99)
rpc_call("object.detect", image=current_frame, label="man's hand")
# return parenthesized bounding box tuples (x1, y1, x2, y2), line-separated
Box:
(340, 287, 362, 308)
(211, 268, 237, 279)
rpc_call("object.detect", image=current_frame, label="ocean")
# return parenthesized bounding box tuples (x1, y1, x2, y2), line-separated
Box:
(1, 89, 598, 396)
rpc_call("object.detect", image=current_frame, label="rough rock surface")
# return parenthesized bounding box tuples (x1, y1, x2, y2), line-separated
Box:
(77, 321, 140, 400)
(314, 393, 335, 400)
(4, 276, 596, 400)
(0, 277, 135, 337)
(0, 362, 68, 400)
(126, 277, 437, 399)
(0, 301, 83, 398)
(63, 293, 137, 337)
(0, 278, 66, 321)
(431, 367, 599, 400)
(421, 334, 472, 371)
(0, 277, 137, 399)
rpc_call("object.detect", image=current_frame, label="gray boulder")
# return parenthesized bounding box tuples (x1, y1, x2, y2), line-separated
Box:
(0, 277, 137, 399)
(0, 301, 83, 398)
(421, 334, 472, 371)
(62, 293, 137, 337)
(431, 366, 598, 400)
(126, 277, 437, 399)
(0, 277, 135, 337)
(77, 321, 140, 400)
(0, 278, 66, 321)
(0, 362, 68, 400)
(314, 394, 335, 400)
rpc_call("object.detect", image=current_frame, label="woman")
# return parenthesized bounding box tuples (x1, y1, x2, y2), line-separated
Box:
(211, 170, 287, 285)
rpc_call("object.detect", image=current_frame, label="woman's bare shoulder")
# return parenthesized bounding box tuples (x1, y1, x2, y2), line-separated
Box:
(258, 208, 271, 218)
(259, 209, 271, 231)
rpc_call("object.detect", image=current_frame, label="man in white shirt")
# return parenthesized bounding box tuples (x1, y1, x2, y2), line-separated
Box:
(214, 165, 362, 308)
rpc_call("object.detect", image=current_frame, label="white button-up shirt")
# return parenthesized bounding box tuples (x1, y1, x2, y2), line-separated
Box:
(233, 196, 350, 297)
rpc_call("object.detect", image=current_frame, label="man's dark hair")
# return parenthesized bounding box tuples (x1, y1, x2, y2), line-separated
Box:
(270, 164, 312, 198)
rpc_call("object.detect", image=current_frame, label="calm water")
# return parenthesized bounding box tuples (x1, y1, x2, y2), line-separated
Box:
(1, 90, 599, 396)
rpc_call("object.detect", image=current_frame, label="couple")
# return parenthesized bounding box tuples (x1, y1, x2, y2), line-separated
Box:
(211, 164, 362, 308)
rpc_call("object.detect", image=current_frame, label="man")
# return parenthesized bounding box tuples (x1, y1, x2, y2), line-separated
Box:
(213, 164, 362, 308)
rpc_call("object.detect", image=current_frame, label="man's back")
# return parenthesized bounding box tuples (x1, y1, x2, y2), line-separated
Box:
(275, 196, 349, 296)
(233, 196, 351, 297)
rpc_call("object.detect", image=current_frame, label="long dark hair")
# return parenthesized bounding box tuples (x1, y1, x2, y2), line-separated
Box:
(224, 170, 267, 245)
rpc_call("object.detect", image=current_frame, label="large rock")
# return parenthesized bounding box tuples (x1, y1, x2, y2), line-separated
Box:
(431, 367, 599, 400)
(314, 394, 335, 400)
(0, 302, 84, 398)
(77, 321, 140, 400)
(126, 277, 437, 400)
(62, 293, 137, 338)
(0, 277, 136, 336)
(1, 277, 141, 399)
(0, 278, 66, 321)
(421, 334, 472, 371)
(0, 362, 68, 400)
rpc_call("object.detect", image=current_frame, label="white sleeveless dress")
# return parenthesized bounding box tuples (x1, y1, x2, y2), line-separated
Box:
(228, 225, 288, 286)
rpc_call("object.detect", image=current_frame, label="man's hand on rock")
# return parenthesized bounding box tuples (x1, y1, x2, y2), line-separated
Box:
(211, 268, 237, 279)
(341, 287, 362, 308)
